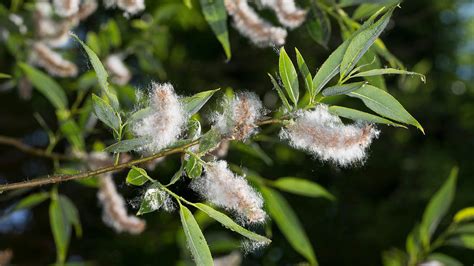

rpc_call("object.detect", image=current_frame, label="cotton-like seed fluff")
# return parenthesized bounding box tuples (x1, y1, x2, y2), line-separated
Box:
(53, 0, 80, 17)
(117, 0, 145, 15)
(280, 104, 380, 166)
(260, 0, 307, 28)
(214, 92, 265, 140)
(105, 54, 131, 85)
(224, 0, 287, 47)
(190, 160, 266, 224)
(31, 42, 78, 77)
(98, 174, 146, 234)
(133, 83, 186, 154)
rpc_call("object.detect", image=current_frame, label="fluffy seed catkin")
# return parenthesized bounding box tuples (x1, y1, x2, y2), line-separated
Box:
(213, 92, 265, 140)
(190, 160, 266, 224)
(260, 0, 307, 28)
(105, 54, 131, 85)
(224, 0, 287, 47)
(133, 83, 186, 154)
(30, 42, 78, 77)
(53, 0, 80, 17)
(117, 0, 145, 15)
(280, 104, 380, 166)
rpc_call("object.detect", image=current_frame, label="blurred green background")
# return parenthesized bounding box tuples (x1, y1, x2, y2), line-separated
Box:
(0, 0, 473, 265)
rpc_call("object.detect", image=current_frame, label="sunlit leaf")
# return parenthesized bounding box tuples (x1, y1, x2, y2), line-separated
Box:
(352, 68, 426, 82)
(92, 94, 121, 133)
(295, 48, 314, 99)
(138, 182, 169, 216)
(348, 85, 424, 132)
(279, 47, 299, 105)
(271, 177, 334, 200)
(181, 89, 220, 116)
(261, 187, 317, 265)
(126, 167, 150, 186)
(328, 106, 406, 127)
(268, 73, 292, 111)
(179, 204, 214, 265)
(453, 207, 474, 223)
(322, 82, 366, 96)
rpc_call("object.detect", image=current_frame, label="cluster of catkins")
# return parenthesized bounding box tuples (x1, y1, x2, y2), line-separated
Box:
(30, 0, 97, 77)
(87, 152, 146, 234)
(224, 0, 307, 47)
(30, 0, 134, 82)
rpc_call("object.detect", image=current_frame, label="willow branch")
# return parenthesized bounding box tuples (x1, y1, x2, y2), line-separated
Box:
(0, 140, 198, 192)
(0, 135, 74, 161)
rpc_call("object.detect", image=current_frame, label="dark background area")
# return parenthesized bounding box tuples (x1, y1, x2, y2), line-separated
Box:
(0, 0, 473, 265)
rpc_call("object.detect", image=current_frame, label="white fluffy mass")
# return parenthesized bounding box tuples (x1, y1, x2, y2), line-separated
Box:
(133, 83, 186, 154)
(224, 0, 287, 47)
(190, 160, 266, 224)
(105, 54, 131, 85)
(213, 92, 265, 140)
(53, 0, 80, 17)
(260, 0, 307, 28)
(117, 0, 145, 15)
(280, 104, 380, 166)
(30, 42, 78, 77)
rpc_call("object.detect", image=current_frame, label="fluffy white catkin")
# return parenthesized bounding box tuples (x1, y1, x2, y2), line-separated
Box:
(87, 152, 146, 234)
(190, 160, 266, 224)
(30, 42, 78, 77)
(280, 104, 380, 166)
(224, 0, 287, 47)
(133, 83, 186, 154)
(260, 0, 307, 28)
(105, 54, 131, 85)
(53, 0, 80, 17)
(213, 92, 265, 140)
(98, 174, 146, 234)
(117, 0, 145, 15)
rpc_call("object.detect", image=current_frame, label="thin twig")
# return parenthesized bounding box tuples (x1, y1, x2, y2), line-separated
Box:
(0, 135, 74, 161)
(0, 140, 198, 192)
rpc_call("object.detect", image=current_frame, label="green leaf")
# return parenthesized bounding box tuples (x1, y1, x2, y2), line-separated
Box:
(59, 195, 82, 238)
(71, 33, 119, 110)
(306, 1, 331, 48)
(295, 48, 314, 99)
(50, 196, 71, 264)
(181, 89, 220, 116)
(328, 106, 406, 128)
(420, 167, 458, 244)
(59, 118, 85, 151)
(168, 162, 185, 186)
(451, 223, 474, 235)
(0, 73, 11, 79)
(426, 253, 463, 266)
(322, 82, 366, 96)
(340, 8, 394, 78)
(352, 68, 426, 82)
(185, 155, 203, 178)
(198, 128, 221, 154)
(312, 39, 351, 95)
(193, 203, 271, 244)
(355, 48, 387, 90)
(268, 73, 292, 111)
(19, 63, 68, 110)
(348, 85, 424, 132)
(271, 177, 334, 200)
(447, 235, 474, 250)
(199, 0, 231, 60)
(91, 94, 121, 133)
(13, 192, 49, 211)
(453, 207, 474, 223)
(261, 187, 317, 265)
(126, 167, 150, 186)
(279, 47, 299, 105)
(137, 182, 169, 215)
(179, 204, 214, 266)
(104, 137, 150, 153)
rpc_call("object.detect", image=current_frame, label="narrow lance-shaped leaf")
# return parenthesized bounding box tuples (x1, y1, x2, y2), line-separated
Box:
(352, 68, 426, 82)
(322, 82, 366, 97)
(328, 106, 407, 128)
(59, 195, 82, 238)
(104, 136, 150, 153)
(347, 85, 424, 132)
(340, 8, 394, 78)
(91, 94, 121, 133)
(420, 167, 458, 244)
(19, 63, 68, 110)
(49, 196, 71, 264)
(0, 73, 12, 79)
(279, 47, 299, 106)
(261, 187, 318, 265)
(71, 33, 119, 110)
(13, 192, 49, 211)
(193, 203, 271, 244)
(426, 253, 463, 266)
(271, 177, 335, 200)
(268, 73, 292, 111)
(453, 207, 474, 223)
(181, 89, 220, 116)
(295, 48, 314, 99)
(200, 0, 231, 60)
(179, 204, 214, 266)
